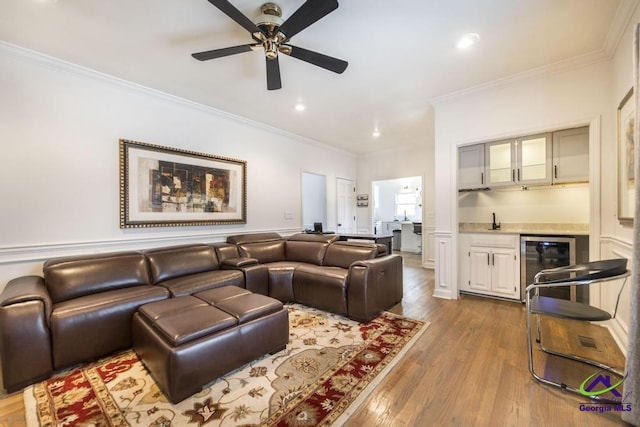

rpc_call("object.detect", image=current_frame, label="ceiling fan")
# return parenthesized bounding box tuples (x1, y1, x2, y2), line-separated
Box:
(192, 0, 348, 90)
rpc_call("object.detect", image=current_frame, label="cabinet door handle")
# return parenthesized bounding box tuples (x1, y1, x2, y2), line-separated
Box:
(491, 253, 495, 266)
(512, 169, 515, 182)
(517, 168, 520, 181)
(554, 165, 558, 179)
(481, 172, 484, 185)
(487, 253, 490, 265)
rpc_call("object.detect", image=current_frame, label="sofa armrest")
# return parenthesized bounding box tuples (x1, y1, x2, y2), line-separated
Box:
(1, 275, 52, 321)
(221, 258, 268, 295)
(221, 257, 259, 268)
(0, 276, 54, 392)
(347, 255, 403, 322)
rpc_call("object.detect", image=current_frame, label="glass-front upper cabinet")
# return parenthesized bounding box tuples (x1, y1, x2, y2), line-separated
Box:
(518, 133, 552, 184)
(485, 133, 552, 187)
(486, 139, 515, 186)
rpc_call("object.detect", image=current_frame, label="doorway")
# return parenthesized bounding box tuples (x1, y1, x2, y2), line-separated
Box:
(302, 172, 327, 231)
(372, 176, 423, 252)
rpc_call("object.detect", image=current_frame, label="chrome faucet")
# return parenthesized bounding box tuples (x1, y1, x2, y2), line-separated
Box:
(491, 212, 501, 230)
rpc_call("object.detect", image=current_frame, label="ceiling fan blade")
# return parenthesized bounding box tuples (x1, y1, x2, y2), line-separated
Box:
(207, 0, 265, 37)
(266, 57, 282, 90)
(192, 43, 258, 61)
(277, 0, 338, 40)
(283, 44, 348, 74)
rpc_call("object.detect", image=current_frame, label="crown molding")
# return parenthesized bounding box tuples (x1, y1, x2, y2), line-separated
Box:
(431, 0, 639, 106)
(0, 41, 355, 158)
(430, 49, 609, 105)
(602, 0, 640, 58)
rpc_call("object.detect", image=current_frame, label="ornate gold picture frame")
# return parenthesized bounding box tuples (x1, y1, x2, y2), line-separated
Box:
(617, 88, 635, 225)
(119, 139, 247, 228)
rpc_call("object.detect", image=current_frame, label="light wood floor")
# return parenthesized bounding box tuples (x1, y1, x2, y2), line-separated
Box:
(345, 253, 628, 426)
(0, 253, 628, 426)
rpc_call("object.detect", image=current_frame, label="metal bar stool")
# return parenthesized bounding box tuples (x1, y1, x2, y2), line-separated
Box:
(525, 258, 630, 402)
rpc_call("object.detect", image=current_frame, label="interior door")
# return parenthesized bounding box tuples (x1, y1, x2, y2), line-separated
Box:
(337, 178, 356, 233)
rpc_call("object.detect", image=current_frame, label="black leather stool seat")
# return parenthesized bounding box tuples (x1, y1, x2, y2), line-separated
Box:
(132, 288, 288, 403)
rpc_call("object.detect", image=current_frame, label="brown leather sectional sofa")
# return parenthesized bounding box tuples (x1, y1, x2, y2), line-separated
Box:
(0, 232, 403, 393)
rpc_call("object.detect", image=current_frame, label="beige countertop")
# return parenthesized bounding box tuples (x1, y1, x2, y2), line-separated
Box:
(458, 222, 589, 236)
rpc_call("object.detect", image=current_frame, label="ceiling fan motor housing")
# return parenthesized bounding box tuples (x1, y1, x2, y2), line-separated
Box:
(256, 2, 283, 35)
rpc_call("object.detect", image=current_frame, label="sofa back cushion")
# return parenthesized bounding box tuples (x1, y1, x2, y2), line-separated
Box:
(227, 232, 283, 245)
(227, 233, 286, 264)
(285, 234, 337, 265)
(285, 241, 328, 265)
(237, 241, 286, 263)
(44, 252, 151, 304)
(323, 242, 379, 268)
(209, 242, 240, 263)
(144, 244, 219, 284)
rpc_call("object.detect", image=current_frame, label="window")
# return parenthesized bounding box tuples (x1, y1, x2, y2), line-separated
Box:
(396, 192, 417, 218)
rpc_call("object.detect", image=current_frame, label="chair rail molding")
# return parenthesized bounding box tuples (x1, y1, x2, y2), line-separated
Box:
(0, 228, 304, 294)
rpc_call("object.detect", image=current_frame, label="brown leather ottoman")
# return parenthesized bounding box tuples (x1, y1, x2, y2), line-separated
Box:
(132, 287, 288, 403)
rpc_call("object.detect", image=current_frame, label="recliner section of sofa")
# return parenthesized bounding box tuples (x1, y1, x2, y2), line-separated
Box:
(222, 233, 404, 322)
(0, 244, 248, 393)
(144, 244, 244, 297)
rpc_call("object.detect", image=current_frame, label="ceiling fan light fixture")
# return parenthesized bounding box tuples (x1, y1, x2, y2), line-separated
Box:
(456, 33, 480, 50)
(264, 39, 279, 59)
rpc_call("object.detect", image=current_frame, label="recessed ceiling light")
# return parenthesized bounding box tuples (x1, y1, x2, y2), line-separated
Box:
(294, 102, 306, 112)
(372, 129, 381, 138)
(456, 33, 480, 50)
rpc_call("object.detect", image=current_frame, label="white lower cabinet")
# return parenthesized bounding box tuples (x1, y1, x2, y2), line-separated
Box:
(459, 233, 520, 300)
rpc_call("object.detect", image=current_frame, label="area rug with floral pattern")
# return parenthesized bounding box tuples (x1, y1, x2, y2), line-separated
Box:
(24, 304, 428, 426)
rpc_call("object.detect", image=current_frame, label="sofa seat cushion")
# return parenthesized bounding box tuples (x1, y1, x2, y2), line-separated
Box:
(293, 265, 349, 315)
(50, 285, 169, 369)
(157, 270, 244, 297)
(194, 286, 252, 304)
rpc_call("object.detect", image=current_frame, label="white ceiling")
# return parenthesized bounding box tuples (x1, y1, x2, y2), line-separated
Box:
(0, 0, 632, 154)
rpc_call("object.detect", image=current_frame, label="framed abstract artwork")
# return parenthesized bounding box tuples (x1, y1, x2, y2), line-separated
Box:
(119, 139, 246, 228)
